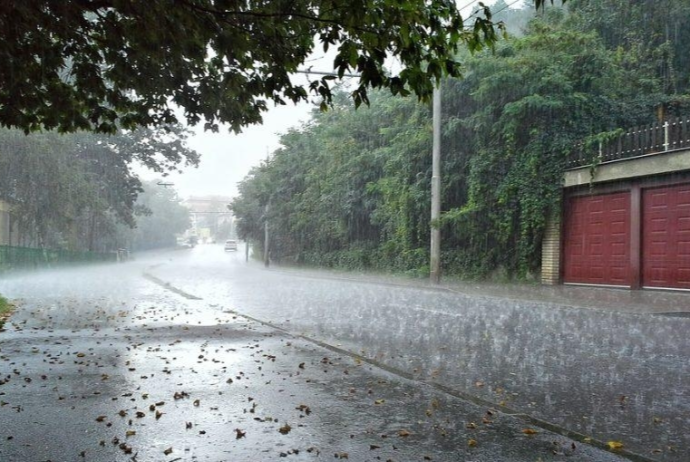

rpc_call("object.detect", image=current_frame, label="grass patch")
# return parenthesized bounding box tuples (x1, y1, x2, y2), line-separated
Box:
(0, 294, 13, 330)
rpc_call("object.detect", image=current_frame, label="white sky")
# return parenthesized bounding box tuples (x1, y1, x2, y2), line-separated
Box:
(168, 98, 315, 199)
(162, 0, 510, 200)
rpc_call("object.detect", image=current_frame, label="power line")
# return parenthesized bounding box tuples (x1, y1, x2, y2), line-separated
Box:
(465, 0, 524, 24)
(458, 0, 480, 12)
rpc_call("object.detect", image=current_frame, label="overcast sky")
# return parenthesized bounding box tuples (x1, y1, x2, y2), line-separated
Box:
(167, 97, 315, 199)
(162, 0, 510, 200)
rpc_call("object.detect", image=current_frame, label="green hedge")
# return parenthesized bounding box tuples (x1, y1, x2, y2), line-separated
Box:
(0, 245, 116, 272)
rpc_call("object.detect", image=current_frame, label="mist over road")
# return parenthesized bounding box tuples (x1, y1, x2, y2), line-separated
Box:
(0, 244, 686, 461)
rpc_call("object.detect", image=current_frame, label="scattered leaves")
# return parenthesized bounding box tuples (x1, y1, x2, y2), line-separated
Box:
(296, 404, 311, 415)
(607, 441, 624, 450)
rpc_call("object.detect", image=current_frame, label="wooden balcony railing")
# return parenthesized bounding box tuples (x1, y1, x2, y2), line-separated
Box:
(567, 116, 690, 168)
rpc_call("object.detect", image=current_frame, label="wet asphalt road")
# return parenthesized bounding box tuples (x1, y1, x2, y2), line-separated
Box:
(0, 245, 687, 461)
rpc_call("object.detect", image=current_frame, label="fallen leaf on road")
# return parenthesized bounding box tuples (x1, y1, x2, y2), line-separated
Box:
(296, 404, 311, 415)
(279, 423, 292, 434)
(522, 428, 539, 435)
(398, 429, 411, 437)
(607, 441, 624, 450)
(468, 439, 478, 447)
(163, 447, 173, 455)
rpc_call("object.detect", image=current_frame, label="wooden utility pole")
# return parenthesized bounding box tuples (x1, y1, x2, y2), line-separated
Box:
(430, 84, 442, 284)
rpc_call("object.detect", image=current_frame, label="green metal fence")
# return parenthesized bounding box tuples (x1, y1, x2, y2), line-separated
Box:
(0, 245, 116, 272)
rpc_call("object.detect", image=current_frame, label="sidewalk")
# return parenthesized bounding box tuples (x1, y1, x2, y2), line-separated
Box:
(269, 265, 690, 315)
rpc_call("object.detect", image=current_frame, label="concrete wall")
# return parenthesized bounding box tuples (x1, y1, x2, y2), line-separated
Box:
(541, 210, 561, 285)
(564, 148, 690, 188)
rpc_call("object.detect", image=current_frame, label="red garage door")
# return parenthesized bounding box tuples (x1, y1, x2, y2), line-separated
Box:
(563, 192, 631, 286)
(643, 184, 690, 289)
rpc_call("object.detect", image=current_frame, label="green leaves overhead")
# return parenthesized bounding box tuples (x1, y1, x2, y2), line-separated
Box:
(0, 0, 556, 134)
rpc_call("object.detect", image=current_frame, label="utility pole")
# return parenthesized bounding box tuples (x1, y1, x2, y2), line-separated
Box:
(263, 149, 271, 269)
(430, 83, 442, 284)
(263, 199, 270, 268)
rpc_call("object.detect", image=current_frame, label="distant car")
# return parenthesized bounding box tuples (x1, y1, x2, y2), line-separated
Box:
(224, 239, 238, 251)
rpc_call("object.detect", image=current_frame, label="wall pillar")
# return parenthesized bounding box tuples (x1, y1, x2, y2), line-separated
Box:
(541, 209, 562, 285)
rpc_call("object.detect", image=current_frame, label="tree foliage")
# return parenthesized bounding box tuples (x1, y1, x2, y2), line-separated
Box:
(232, 1, 690, 279)
(125, 180, 191, 251)
(0, 0, 515, 134)
(0, 126, 198, 250)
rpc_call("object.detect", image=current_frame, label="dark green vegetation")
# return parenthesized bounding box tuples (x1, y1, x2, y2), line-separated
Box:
(0, 0, 520, 135)
(0, 128, 196, 252)
(232, 0, 690, 279)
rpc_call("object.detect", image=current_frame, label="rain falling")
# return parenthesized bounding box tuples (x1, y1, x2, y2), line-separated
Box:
(1, 1, 689, 461)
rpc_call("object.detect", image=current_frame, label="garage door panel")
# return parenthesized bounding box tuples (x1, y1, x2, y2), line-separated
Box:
(610, 242, 627, 256)
(643, 183, 690, 289)
(678, 268, 690, 284)
(563, 192, 632, 286)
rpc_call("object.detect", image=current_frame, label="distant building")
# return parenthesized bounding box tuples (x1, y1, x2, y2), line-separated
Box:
(183, 196, 234, 242)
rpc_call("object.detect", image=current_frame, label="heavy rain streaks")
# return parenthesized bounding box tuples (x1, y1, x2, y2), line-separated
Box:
(2, 2, 690, 462)
(0, 249, 639, 462)
(153, 245, 689, 460)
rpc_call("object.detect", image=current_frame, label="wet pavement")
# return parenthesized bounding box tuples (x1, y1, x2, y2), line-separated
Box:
(0, 245, 687, 461)
(150, 245, 689, 461)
